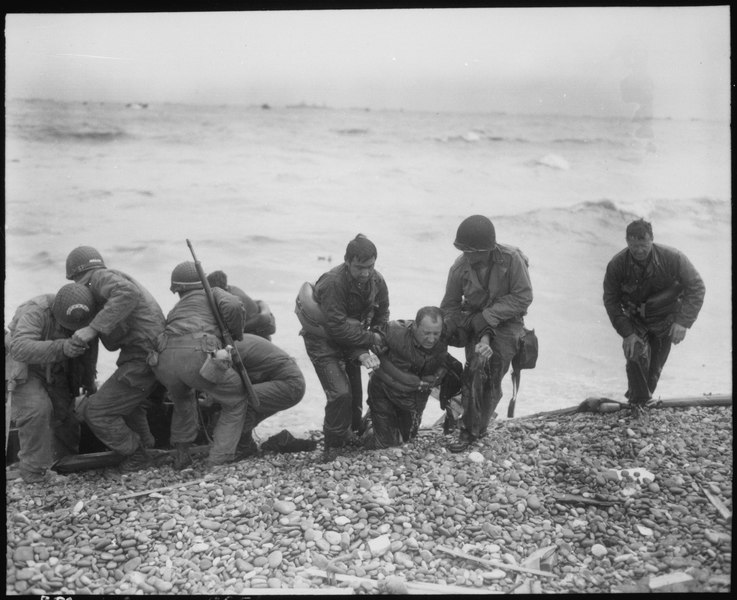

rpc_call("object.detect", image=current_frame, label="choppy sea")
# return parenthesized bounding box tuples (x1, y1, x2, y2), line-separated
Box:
(4, 98, 732, 438)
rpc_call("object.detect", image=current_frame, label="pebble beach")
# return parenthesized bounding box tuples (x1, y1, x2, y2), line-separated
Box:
(5, 403, 732, 595)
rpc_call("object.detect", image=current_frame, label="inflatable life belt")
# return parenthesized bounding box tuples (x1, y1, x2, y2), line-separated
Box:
(295, 282, 328, 337)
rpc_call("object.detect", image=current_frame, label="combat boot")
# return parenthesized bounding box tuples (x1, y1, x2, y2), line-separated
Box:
(173, 442, 193, 470)
(119, 445, 152, 472)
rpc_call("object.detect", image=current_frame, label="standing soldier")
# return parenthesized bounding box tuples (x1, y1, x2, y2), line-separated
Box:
(297, 234, 389, 458)
(65, 246, 166, 471)
(441, 215, 533, 452)
(603, 218, 705, 416)
(6, 283, 98, 483)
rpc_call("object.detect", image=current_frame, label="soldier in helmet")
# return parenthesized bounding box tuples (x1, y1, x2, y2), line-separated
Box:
(441, 215, 533, 452)
(65, 246, 166, 471)
(6, 283, 99, 483)
(207, 270, 277, 340)
(154, 262, 305, 468)
(296, 234, 389, 459)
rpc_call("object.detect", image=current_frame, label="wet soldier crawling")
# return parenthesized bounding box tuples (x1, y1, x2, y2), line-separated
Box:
(362, 306, 456, 449)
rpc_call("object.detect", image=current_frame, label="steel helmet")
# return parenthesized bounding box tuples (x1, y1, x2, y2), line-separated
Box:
(52, 283, 97, 331)
(66, 246, 106, 279)
(453, 215, 496, 251)
(170, 261, 203, 293)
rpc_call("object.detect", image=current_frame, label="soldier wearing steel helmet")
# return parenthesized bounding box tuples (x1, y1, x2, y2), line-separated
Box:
(441, 215, 533, 452)
(154, 262, 305, 469)
(5, 283, 99, 484)
(65, 246, 166, 472)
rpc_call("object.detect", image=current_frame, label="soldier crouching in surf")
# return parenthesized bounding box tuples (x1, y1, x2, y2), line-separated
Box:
(603, 218, 705, 417)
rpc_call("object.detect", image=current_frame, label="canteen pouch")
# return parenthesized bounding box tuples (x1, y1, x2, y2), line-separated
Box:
(515, 328, 539, 370)
(199, 352, 232, 384)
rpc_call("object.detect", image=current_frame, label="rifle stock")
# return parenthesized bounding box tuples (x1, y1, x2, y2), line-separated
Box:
(186, 239, 260, 409)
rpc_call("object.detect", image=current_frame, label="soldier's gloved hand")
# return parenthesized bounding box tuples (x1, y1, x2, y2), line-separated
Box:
(669, 323, 687, 344)
(622, 333, 645, 360)
(63, 337, 88, 358)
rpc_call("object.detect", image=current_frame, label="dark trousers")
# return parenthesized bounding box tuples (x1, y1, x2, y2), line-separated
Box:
(302, 334, 364, 445)
(365, 377, 429, 449)
(460, 321, 523, 441)
(626, 331, 672, 404)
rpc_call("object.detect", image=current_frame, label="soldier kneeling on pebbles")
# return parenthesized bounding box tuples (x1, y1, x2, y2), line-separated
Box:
(6, 283, 99, 484)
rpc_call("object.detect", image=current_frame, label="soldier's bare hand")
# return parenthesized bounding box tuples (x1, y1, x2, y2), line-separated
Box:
(73, 326, 98, 344)
(63, 338, 87, 358)
(669, 323, 687, 344)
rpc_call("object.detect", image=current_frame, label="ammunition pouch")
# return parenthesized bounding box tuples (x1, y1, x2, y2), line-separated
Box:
(513, 327, 539, 371)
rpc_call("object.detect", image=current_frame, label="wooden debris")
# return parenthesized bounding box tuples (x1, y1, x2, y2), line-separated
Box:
(301, 567, 498, 594)
(437, 545, 557, 578)
(115, 478, 209, 500)
(701, 486, 732, 520)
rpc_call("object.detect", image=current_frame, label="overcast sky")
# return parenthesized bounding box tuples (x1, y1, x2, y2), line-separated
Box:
(4, 7, 731, 119)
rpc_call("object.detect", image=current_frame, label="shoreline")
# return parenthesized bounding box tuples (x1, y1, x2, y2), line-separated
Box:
(6, 403, 732, 595)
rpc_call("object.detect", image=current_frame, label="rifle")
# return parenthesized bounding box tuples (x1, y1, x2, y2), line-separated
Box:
(186, 239, 260, 409)
(5, 380, 15, 455)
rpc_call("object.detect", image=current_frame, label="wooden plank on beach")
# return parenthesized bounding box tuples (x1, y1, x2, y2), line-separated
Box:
(518, 393, 731, 420)
(301, 567, 498, 594)
(701, 486, 732, 520)
(436, 545, 557, 578)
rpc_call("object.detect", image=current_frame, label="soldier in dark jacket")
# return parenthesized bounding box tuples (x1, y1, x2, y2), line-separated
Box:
(441, 215, 533, 452)
(207, 270, 276, 340)
(297, 234, 389, 457)
(6, 283, 98, 483)
(65, 246, 166, 471)
(603, 219, 705, 415)
(363, 306, 451, 449)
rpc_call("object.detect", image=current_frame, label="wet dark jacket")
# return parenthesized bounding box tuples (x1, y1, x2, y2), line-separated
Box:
(603, 243, 705, 338)
(77, 268, 165, 362)
(312, 263, 390, 353)
(372, 319, 449, 399)
(441, 243, 532, 337)
(163, 288, 245, 342)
